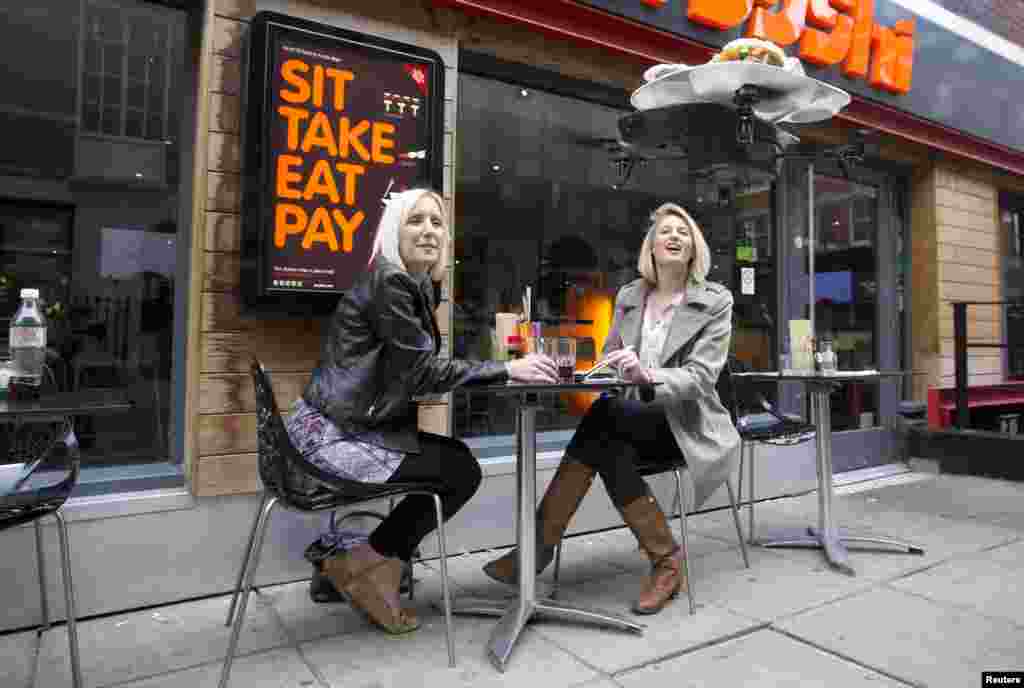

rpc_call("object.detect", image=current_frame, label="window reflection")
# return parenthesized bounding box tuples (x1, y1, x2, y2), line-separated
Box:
(453, 72, 780, 449)
(0, 1, 189, 484)
(815, 175, 879, 430)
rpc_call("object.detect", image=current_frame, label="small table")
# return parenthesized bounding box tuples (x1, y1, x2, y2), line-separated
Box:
(732, 370, 923, 575)
(451, 380, 657, 671)
(0, 389, 135, 421)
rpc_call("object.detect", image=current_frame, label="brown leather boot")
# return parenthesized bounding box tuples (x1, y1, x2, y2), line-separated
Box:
(483, 458, 595, 584)
(619, 492, 687, 615)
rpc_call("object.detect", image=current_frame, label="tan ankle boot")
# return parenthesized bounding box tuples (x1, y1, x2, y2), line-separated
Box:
(325, 545, 419, 634)
(483, 459, 595, 584)
(344, 558, 420, 634)
(619, 493, 687, 615)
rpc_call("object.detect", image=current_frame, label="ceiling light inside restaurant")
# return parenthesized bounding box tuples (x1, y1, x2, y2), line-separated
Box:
(491, 163, 503, 173)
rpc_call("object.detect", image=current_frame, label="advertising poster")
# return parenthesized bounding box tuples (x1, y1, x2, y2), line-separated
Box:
(242, 13, 443, 311)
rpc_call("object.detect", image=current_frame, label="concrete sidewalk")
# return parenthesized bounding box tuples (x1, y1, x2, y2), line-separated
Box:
(3, 472, 1022, 688)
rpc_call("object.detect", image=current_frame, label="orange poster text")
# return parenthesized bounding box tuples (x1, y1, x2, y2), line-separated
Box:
(279, 59, 355, 110)
(274, 203, 366, 253)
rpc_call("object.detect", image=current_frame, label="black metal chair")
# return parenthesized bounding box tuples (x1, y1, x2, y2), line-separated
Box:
(723, 358, 816, 543)
(0, 431, 82, 688)
(551, 362, 751, 614)
(220, 360, 458, 688)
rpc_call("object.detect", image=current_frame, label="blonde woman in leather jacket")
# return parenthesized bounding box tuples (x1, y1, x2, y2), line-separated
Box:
(288, 188, 557, 634)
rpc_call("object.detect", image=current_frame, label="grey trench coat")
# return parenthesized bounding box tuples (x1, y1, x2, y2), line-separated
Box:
(603, 278, 741, 510)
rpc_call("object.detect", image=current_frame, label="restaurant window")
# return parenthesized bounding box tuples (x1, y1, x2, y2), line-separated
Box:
(1000, 193, 1024, 379)
(0, 0, 194, 495)
(453, 62, 778, 455)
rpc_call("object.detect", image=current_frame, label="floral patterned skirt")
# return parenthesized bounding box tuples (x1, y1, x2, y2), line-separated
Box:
(284, 399, 407, 484)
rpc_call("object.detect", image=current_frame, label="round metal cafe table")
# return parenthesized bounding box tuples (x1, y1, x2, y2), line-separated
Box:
(450, 379, 659, 672)
(732, 370, 924, 576)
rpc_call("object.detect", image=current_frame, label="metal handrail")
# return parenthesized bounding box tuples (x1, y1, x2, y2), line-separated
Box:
(950, 300, 1024, 428)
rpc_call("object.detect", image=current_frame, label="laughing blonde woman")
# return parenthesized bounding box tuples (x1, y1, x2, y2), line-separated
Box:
(484, 202, 740, 615)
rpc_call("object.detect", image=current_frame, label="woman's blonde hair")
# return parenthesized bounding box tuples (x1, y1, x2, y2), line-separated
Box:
(372, 188, 449, 282)
(637, 202, 711, 287)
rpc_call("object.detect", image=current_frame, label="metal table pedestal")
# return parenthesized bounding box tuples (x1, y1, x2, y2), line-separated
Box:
(451, 392, 644, 671)
(752, 377, 924, 575)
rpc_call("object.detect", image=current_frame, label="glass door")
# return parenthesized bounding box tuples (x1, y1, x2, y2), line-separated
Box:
(780, 162, 905, 472)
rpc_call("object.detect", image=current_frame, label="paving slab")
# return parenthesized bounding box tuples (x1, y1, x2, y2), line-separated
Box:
(569, 677, 624, 688)
(34, 594, 290, 688)
(888, 538, 1024, 627)
(682, 545, 873, 622)
(113, 647, 318, 688)
(533, 571, 763, 675)
(255, 580, 370, 645)
(301, 613, 599, 688)
(615, 628, 907, 688)
(744, 507, 1019, 587)
(0, 630, 36, 688)
(845, 476, 1024, 529)
(777, 586, 1024, 688)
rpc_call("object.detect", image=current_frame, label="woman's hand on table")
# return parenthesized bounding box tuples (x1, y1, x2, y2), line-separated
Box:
(600, 347, 653, 384)
(507, 354, 559, 384)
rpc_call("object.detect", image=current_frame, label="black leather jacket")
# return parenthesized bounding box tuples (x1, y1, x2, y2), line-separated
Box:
(303, 257, 508, 453)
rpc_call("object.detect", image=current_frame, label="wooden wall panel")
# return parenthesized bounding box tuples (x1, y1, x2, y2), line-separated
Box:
(199, 413, 258, 455)
(207, 172, 241, 212)
(201, 329, 323, 373)
(208, 132, 242, 174)
(211, 57, 241, 95)
(210, 94, 241, 134)
(203, 252, 242, 292)
(205, 212, 242, 253)
(193, 454, 261, 497)
(199, 372, 308, 414)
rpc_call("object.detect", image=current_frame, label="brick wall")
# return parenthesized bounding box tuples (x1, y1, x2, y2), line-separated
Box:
(910, 156, 1004, 401)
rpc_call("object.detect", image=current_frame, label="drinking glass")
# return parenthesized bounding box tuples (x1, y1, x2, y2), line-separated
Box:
(542, 337, 577, 383)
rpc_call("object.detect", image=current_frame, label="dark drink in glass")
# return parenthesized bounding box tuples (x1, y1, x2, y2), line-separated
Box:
(558, 363, 574, 383)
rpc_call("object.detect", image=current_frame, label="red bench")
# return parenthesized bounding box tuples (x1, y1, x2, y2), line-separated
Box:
(927, 381, 1024, 429)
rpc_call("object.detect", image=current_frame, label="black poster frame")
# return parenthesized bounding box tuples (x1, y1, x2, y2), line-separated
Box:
(240, 11, 445, 317)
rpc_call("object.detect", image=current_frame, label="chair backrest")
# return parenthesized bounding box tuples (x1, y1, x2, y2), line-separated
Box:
(1, 432, 80, 531)
(250, 358, 305, 501)
(249, 358, 434, 509)
(716, 356, 740, 426)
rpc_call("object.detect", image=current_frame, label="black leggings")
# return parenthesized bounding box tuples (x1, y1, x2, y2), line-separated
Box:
(564, 395, 686, 507)
(368, 432, 482, 561)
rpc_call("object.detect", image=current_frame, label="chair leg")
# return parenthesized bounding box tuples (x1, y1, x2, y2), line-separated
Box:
(725, 478, 750, 569)
(430, 493, 456, 668)
(552, 541, 563, 590)
(53, 511, 82, 688)
(672, 469, 696, 615)
(35, 519, 51, 631)
(746, 443, 756, 545)
(219, 496, 277, 688)
(225, 493, 267, 627)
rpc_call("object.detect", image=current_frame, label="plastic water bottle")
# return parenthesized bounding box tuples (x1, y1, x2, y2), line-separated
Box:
(9, 288, 46, 386)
